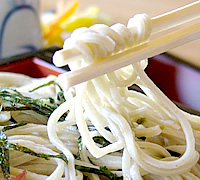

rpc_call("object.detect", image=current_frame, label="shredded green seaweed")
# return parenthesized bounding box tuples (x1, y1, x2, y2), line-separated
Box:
(136, 117, 146, 124)
(93, 136, 111, 147)
(76, 137, 83, 160)
(0, 130, 10, 179)
(2, 122, 27, 132)
(0, 123, 27, 179)
(0, 88, 68, 122)
(29, 80, 63, 92)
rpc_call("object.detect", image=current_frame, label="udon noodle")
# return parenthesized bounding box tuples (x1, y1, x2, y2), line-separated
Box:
(0, 14, 200, 180)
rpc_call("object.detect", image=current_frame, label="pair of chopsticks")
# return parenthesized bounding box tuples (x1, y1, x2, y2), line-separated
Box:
(53, 1, 200, 88)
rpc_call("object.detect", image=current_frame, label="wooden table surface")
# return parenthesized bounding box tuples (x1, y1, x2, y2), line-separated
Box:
(41, 0, 200, 67)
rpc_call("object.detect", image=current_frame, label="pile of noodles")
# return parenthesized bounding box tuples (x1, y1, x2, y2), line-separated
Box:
(0, 14, 200, 180)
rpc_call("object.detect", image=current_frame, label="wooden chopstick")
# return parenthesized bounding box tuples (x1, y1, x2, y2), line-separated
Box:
(54, 1, 200, 88)
(151, 1, 200, 34)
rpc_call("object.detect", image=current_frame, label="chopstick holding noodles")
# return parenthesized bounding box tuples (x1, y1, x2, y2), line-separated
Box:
(53, 1, 200, 88)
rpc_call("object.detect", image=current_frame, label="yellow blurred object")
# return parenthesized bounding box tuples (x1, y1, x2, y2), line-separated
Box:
(43, 0, 80, 47)
(62, 6, 108, 32)
(42, 1, 112, 47)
